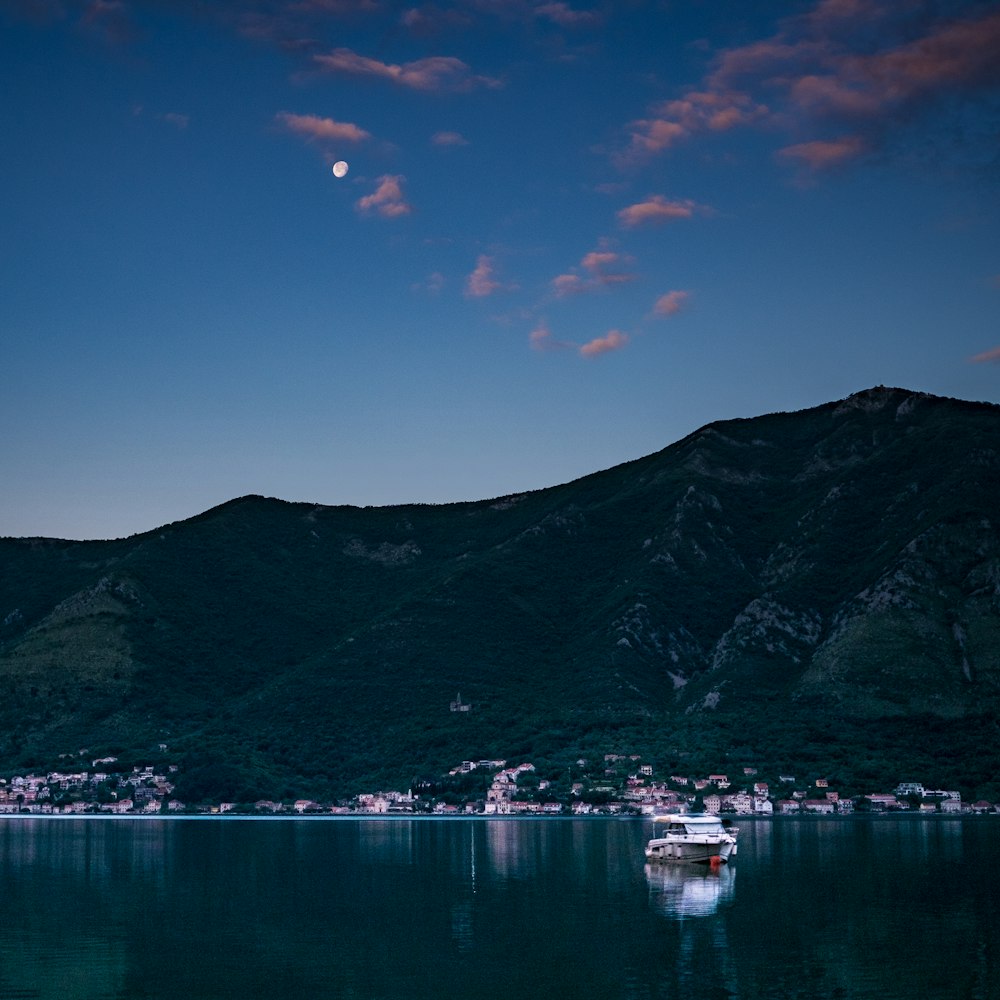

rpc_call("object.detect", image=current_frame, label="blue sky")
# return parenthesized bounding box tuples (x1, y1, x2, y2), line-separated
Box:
(3, 0, 999, 539)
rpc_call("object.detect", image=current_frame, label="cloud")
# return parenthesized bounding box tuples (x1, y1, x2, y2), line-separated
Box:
(551, 273, 588, 297)
(431, 130, 469, 147)
(618, 2, 1000, 174)
(275, 111, 371, 144)
(551, 246, 636, 297)
(579, 330, 629, 358)
(160, 112, 190, 129)
(529, 321, 552, 350)
(313, 47, 501, 92)
(620, 90, 768, 165)
(777, 134, 867, 170)
(465, 255, 507, 297)
(617, 196, 699, 228)
(970, 346, 1000, 364)
(653, 290, 689, 317)
(529, 320, 574, 351)
(400, 5, 474, 36)
(535, 3, 601, 28)
(356, 175, 412, 218)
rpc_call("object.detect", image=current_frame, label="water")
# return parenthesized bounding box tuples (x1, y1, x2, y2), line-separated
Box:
(0, 817, 995, 999)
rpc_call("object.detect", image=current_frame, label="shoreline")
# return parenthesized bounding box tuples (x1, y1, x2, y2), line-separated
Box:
(0, 811, 994, 822)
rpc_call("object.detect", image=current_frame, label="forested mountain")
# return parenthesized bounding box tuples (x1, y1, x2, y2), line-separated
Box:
(2, 386, 998, 800)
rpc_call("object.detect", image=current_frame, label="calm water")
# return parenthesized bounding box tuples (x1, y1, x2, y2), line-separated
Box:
(0, 816, 995, 999)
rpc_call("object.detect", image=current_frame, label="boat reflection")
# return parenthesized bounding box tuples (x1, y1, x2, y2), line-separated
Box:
(644, 862, 736, 919)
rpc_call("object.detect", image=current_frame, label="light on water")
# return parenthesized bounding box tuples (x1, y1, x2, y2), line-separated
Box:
(0, 817, 996, 1000)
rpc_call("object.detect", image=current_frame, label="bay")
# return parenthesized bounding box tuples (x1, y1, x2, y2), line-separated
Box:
(0, 817, 995, 999)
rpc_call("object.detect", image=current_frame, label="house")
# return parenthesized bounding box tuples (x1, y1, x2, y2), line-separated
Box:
(449, 692, 471, 712)
(940, 797, 962, 813)
(703, 794, 722, 813)
(866, 794, 901, 810)
(815, 778, 829, 788)
(777, 800, 800, 814)
(753, 782, 769, 798)
(708, 775, 730, 788)
(731, 792, 754, 815)
(802, 799, 835, 814)
(743, 767, 758, 776)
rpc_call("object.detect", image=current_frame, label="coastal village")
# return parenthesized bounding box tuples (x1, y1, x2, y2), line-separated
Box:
(1, 752, 996, 818)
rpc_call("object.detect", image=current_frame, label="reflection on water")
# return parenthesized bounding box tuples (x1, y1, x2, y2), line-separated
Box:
(644, 862, 736, 919)
(0, 817, 996, 1000)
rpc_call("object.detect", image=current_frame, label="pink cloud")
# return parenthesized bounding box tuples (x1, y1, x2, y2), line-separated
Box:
(356, 175, 411, 218)
(618, 4, 1000, 175)
(275, 112, 371, 143)
(466, 255, 501, 297)
(777, 134, 867, 170)
(580, 251, 618, 273)
(551, 273, 587, 297)
(580, 330, 629, 358)
(529, 320, 575, 351)
(970, 346, 1000, 364)
(431, 130, 469, 147)
(552, 246, 636, 297)
(400, 5, 474, 36)
(530, 322, 552, 350)
(622, 89, 769, 164)
(653, 290, 689, 317)
(856, 11, 1000, 100)
(313, 47, 501, 92)
(617, 196, 698, 228)
(535, 3, 601, 28)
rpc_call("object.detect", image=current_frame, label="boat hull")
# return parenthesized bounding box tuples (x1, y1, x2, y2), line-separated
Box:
(645, 836, 737, 865)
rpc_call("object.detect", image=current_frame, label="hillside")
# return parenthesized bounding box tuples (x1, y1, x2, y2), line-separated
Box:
(2, 386, 999, 801)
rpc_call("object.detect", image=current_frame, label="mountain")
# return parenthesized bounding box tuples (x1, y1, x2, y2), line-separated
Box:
(2, 386, 999, 801)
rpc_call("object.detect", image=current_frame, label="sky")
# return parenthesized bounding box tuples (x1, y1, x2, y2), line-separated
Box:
(2, 0, 999, 540)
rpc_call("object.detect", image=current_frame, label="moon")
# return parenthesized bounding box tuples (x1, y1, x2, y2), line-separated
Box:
(332, 160, 349, 178)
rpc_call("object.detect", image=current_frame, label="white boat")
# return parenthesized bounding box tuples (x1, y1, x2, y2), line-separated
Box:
(645, 813, 738, 865)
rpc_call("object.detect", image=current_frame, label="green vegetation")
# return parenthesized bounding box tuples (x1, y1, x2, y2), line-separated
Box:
(1, 386, 999, 801)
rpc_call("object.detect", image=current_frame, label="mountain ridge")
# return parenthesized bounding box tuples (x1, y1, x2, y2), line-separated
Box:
(2, 385, 999, 800)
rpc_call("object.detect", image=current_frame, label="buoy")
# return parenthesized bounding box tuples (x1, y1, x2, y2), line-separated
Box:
(709, 855, 722, 870)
